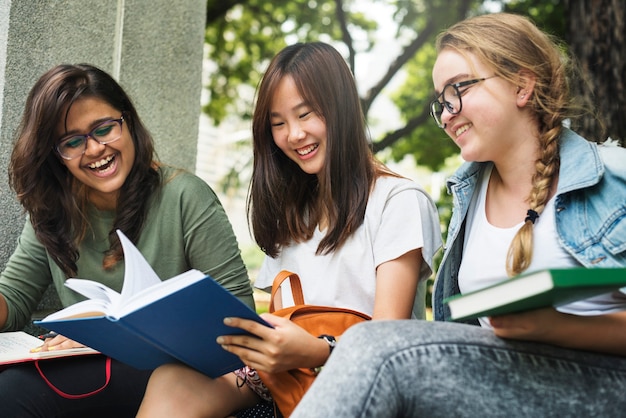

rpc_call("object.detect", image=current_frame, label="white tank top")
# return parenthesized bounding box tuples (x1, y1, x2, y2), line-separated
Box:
(458, 165, 626, 328)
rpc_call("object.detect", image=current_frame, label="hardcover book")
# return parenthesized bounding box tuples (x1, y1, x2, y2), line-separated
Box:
(444, 267, 626, 321)
(36, 230, 267, 378)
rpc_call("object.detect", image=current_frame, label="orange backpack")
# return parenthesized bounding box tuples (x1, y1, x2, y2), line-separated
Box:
(257, 270, 371, 417)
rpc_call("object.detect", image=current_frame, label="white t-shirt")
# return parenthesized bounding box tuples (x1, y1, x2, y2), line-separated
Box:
(255, 176, 441, 319)
(459, 165, 626, 327)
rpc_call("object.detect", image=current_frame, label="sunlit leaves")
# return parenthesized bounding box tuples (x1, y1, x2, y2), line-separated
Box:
(204, 0, 377, 124)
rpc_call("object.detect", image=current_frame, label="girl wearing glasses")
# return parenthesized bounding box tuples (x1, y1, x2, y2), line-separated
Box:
(291, 13, 626, 417)
(0, 64, 254, 417)
(136, 42, 442, 417)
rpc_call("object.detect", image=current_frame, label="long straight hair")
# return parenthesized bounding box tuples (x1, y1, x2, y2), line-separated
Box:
(248, 42, 392, 257)
(9, 64, 161, 277)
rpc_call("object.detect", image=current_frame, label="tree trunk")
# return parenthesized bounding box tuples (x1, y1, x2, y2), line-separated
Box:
(566, 0, 625, 145)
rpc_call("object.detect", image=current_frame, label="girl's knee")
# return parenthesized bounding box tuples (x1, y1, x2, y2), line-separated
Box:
(144, 363, 202, 403)
(150, 363, 190, 384)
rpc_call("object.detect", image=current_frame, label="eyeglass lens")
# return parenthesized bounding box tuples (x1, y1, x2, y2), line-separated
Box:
(430, 84, 463, 128)
(430, 77, 494, 128)
(57, 119, 123, 160)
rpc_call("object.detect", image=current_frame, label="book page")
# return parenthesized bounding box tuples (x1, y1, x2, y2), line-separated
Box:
(0, 331, 98, 365)
(0, 331, 41, 358)
(117, 269, 206, 317)
(116, 230, 161, 309)
(42, 298, 110, 321)
(64, 279, 121, 306)
(42, 230, 185, 321)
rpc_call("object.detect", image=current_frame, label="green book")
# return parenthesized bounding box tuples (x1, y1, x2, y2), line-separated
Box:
(444, 267, 626, 322)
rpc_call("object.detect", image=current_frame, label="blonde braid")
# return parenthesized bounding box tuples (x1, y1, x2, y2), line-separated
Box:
(506, 125, 560, 276)
(505, 34, 568, 276)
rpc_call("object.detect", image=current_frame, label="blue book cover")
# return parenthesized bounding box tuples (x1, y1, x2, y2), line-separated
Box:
(36, 230, 268, 378)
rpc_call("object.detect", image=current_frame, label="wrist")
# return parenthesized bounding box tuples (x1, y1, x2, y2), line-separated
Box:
(317, 334, 336, 354)
(312, 334, 336, 374)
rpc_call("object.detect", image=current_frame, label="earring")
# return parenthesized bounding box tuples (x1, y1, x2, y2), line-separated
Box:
(520, 91, 527, 99)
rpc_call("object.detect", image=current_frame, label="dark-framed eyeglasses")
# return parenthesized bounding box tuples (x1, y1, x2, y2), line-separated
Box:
(56, 116, 124, 160)
(429, 76, 496, 128)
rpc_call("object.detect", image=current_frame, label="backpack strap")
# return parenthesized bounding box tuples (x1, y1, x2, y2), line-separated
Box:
(35, 356, 112, 399)
(269, 270, 305, 312)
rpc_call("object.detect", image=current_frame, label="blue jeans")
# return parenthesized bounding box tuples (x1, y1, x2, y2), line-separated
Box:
(291, 320, 626, 417)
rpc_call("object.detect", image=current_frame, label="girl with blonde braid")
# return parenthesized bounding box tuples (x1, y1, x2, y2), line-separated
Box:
(291, 13, 626, 417)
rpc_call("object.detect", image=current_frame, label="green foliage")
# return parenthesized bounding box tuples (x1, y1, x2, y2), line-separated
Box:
(383, 0, 482, 170)
(388, 44, 459, 171)
(503, 0, 565, 38)
(204, 0, 378, 125)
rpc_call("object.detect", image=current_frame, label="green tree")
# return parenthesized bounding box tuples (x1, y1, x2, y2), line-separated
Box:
(204, 0, 375, 123)
(564, 0, 625, 145)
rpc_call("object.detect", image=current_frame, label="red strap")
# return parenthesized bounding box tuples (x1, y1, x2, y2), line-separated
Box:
(35, 356, 112, 399)
(269, 270, 305, 312)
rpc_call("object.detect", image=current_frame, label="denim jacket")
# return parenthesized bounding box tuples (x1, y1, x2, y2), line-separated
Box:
(433, 128, 626, 322)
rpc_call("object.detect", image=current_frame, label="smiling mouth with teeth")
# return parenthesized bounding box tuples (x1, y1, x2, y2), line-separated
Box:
(88, 154, 115, 170)
(296, 144, 319, 155)
(455, 124, 471, 137)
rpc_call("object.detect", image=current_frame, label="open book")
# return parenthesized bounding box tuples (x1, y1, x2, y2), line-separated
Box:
(0, 331, 98, 368)
(36, 230, 268, 378)
(444, 267, 626, 322)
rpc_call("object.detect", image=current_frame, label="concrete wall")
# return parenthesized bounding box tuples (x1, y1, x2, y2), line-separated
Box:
(0, 0, 205, 274)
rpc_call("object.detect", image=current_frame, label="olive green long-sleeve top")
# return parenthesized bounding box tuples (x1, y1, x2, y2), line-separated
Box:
(0, 166, 253, 330)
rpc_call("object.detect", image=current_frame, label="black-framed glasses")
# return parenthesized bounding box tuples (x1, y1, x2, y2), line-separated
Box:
(429, 76, 496, 128)
(56, 116, 124, 160)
